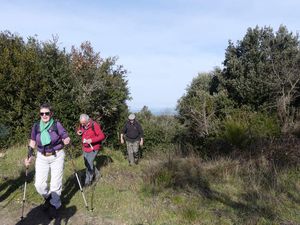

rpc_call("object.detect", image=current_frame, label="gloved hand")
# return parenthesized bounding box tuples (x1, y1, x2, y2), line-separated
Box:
(24, 157, 32, 167)
(27, 146, 35, 158)
(24, 146, 35, 167)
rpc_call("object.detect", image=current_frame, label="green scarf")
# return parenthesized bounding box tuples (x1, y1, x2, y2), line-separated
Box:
(40, 118, 54, 146)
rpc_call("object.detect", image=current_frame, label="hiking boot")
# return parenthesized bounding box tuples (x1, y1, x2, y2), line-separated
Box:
(48, 204, 60, 219)
(42, 195, 52, 211)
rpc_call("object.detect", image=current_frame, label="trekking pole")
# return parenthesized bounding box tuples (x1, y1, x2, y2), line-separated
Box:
(21, 146, 34, 220)
(65, 144, 89, 211)
(90, 183, 95, 212)
(20, 165, 28, 220)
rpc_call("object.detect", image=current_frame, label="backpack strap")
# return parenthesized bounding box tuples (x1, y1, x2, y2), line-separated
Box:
(34, 121, 39, 134)
(50, 120, 59, 136)
(90, 120, 107, 144)
(92, 121, 97, 135)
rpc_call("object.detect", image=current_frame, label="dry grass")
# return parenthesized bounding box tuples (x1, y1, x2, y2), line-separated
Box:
(141, 150, 300, 225)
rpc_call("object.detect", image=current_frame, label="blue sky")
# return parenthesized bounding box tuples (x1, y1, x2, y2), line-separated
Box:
(1, 0, 300, 112)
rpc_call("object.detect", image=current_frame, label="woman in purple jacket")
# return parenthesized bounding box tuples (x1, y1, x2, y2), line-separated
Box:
(24, 103, 70, 218)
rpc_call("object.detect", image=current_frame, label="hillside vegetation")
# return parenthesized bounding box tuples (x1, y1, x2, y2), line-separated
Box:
(0, 146, 299, 225)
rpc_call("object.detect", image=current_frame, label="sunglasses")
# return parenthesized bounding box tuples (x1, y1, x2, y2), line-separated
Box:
(40, 112, 51, 116)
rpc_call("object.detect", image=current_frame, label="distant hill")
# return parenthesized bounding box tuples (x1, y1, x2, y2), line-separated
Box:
(151, 107, 177, 115)
(130, 107, 177, 115)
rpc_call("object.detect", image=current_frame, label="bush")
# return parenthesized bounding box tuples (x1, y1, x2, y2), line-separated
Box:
(135, 106, 182, 153)
(217, 108, 280, 151)
(0, 123, 10, 149)
(220, 118, 249, 148)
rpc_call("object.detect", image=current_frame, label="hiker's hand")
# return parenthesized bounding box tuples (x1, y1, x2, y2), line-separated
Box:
(140, 139, 144, 146)
(63, 137, 71, 145)
(120, 138, 124, 144)
(24, 157, 32, 167)
(27, 146, 35, 158)
(77, 130, 82, 136)
(84, 138, 92, 144)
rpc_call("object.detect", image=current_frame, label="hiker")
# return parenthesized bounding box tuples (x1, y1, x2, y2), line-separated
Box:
(120, 113, 144, 165)
(24, 103, 70, 218)
(76, 114, 105, 186)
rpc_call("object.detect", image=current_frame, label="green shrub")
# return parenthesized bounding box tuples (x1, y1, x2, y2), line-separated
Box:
(249, 112, 280, 138)
(135, 106, 182, 153)
(218, 108, 280, 150)
(220, 119, 249, 148)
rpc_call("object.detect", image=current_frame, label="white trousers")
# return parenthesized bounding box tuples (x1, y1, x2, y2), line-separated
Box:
(35, 150, 65, 209)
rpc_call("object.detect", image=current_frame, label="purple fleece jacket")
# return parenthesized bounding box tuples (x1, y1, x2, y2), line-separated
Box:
(30, 121, 69, 153)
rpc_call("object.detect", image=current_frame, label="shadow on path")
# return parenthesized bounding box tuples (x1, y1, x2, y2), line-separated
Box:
(15, 205, 76, 225)
(95, 154, 114, 170)
(0, 169, 34, 202)
(62, 168, 85, 207)
(90, 154, 113, 210)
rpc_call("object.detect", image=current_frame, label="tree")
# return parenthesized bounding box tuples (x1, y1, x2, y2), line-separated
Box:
(222, 26, 275, 109)
(0, 32, 40, 144)
(0, 33, 75, 144)
(70, 41, 130, 145)
(177, 73, 216, 137)
(177, 69, 234, 138)
(0, 32, 130, 148)
(267, 26, 300, 132)
(221, 25, 300, 132)
(135, 106, 180, 152)
(37, 37, 76, 133)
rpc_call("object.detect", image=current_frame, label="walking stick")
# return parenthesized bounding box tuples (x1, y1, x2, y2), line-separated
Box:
(65, 145, 89, 211)
(90, 183, 95, 212)
(20, 146, 34, 220)
(20, 165, 28, 220)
